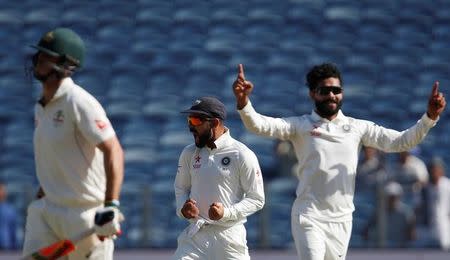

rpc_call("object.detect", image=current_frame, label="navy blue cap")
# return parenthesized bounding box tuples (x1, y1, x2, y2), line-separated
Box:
(181, 96, 226, 120)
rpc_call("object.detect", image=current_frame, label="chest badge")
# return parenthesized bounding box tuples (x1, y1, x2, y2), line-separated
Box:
(53, 110, 64, 127)
(342, 124, 351, 132)
(221, 157, 231, 166)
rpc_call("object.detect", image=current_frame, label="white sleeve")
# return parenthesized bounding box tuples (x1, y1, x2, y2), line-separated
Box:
(238, 101, 295, 140)
(361, 113, 437, 153)
(72, 94, 115, 145)
(221, 149, 265, 222)
(174, 148, 191, 219)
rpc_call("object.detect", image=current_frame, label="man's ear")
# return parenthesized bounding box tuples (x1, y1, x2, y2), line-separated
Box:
(211, 118, 220, 127)
(309, 89, 315, 99)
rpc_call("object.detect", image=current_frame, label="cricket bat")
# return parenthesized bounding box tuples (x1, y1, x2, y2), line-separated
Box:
(22, 209, 123, 260)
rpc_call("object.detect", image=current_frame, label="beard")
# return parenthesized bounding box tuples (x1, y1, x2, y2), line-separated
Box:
(190, 127, 214, 148)
(315, 99, 342, 118)
(33, 70, 50, 82)
(33, 67, 57, 83)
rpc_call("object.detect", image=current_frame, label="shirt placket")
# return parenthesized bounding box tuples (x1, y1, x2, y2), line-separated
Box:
(208, 150, 215, 167)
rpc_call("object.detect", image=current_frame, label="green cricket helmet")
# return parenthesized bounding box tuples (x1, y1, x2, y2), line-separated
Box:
(31, 27, 85, 68)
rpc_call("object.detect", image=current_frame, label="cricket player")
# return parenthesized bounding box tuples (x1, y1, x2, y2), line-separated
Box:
(233, 63, 446, 260)
(22, 28, 124, 259)
(173, 96, 265, 260)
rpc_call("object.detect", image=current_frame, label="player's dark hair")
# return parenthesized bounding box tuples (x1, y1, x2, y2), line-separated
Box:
(306, 63, 343, 90)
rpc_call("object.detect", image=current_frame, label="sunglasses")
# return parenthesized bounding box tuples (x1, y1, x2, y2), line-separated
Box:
(316, 86, 343, 96)
(187, 116, 211, 126)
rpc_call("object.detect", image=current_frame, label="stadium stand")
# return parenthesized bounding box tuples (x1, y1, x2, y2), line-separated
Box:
(0, 0, 448, 251)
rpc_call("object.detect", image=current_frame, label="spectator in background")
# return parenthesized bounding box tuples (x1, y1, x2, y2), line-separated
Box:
(392, 149, 429, 187)
(356, 146, 386, 192)
(390, 149, 428, 208)
(274, 140, 298, 178)
(0, 181, 18, 250)
(364, 181, 416, 248)
(418, 157, 450, 250)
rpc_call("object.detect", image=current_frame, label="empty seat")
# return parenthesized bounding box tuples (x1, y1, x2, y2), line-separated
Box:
(324, 6, 360, 22)
(23, 6, 60, 25)
(96, 3, 136, 24)
(96, 21, 135, 49)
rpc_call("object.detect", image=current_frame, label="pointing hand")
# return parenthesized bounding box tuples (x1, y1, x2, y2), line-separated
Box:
(232, 64, 254, 110)
(427, 81, 446, 120)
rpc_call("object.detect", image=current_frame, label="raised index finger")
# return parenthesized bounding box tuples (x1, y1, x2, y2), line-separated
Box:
(432, 81, 439, 96)
(238, 64, 245, 80)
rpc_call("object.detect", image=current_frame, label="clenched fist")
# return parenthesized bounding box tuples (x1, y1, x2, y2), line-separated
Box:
(208, 202, 225, 221)
(181, 199, 199, 219)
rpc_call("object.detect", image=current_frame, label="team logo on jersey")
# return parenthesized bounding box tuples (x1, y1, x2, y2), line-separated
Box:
(342, 124, 351, 132)
(53, 110, 64, 127)
(221, 157, 231, 166)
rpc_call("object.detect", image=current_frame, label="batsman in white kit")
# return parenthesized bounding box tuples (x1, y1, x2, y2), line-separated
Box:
(22, 28, 125, 259)
(173, 96, 265, 260)
(233, 63, 446, 260)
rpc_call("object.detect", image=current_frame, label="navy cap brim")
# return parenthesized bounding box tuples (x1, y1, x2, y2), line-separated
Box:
(180, 109, 212, 117)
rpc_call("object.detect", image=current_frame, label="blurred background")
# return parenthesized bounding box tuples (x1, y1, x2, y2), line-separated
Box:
(0, 0, 449, 258)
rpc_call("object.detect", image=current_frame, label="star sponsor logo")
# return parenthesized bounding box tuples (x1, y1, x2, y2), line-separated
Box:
(310, 124, 321, 136)
(193, 155, 201, 169)
(194, 155, 201, 163)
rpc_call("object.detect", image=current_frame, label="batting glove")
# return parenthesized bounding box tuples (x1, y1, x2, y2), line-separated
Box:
(94, 204, 123, 239)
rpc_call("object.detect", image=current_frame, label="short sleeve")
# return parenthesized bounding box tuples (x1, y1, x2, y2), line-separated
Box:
(72, 93, 115, 145)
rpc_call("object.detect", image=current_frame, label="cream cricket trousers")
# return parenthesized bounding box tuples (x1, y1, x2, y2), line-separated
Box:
(291, 214, 352, 260)
(22, 198, 114, 259)
(173, 223, 250, 260)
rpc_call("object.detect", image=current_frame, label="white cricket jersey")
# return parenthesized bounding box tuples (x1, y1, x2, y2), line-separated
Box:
(239, 101, 437, 222)
(394, 155, 429, 183)
(174, 129, 265, 227)
(426, 177, 450, 249)
(34, 78, 116, 207)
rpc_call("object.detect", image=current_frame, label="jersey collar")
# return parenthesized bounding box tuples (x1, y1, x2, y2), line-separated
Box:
(311, 109, 346, 124)
(51, 77, 73, 102)
(210, 127, 231, 151)
(39, 77, 73, 106)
